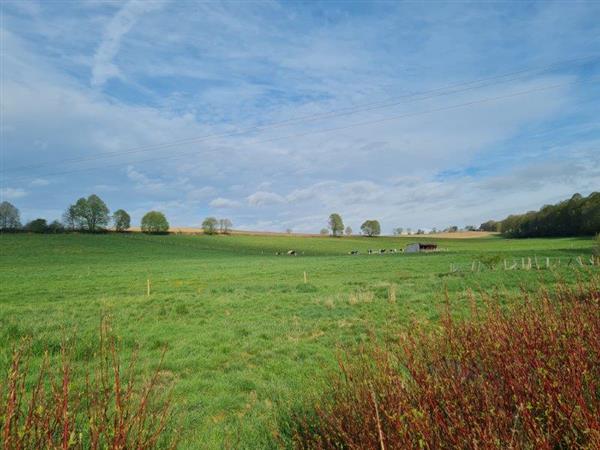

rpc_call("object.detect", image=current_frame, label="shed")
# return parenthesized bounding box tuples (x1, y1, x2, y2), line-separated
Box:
(405, 243, 438, 253)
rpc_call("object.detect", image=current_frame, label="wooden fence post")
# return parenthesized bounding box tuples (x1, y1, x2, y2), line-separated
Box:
(147, 278, 151, 296)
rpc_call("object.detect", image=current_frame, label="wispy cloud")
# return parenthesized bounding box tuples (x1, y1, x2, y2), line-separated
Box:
(92, 0, 167, 87)
(210, 197, 241, 209)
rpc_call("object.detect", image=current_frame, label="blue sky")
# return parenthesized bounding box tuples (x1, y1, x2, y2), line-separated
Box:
(1, 0, 599, 232)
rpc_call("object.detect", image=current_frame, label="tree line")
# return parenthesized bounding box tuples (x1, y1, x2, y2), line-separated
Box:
(0, 195, 238, 235)
(479, 192, 600, 237)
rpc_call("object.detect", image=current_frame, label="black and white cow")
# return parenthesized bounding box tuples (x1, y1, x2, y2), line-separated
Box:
(348, 250, 359, 255)
(287, 250, 297, 256)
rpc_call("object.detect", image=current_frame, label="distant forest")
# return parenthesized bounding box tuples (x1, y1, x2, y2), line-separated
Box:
(480, 192, 600, 238)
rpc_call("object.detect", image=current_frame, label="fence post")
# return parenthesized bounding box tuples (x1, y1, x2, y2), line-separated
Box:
(147, 278, 151, 296)
(304, 271, 308, 284)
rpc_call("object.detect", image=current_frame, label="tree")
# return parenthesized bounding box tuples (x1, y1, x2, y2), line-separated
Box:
(465, 225, 476, 231)
(0, 201, 21, 230)
(328, 213, 344, 237)
(202, 217, 218, 235)
(218, 218, 233, 234)
(393, 227, 403, 236)
(361, 220, 381, 237)
(141, 211, 169, 234)
(286, 228, 293, 234)
(320, 228, 329, 235)
(25, 218, 48, 233)
(62, 204, 79, 230)
(345, 226, 353, 236)
(113, 209, 131, 232)
(65, 194, 110, 232)
(86, 194, 110, 232)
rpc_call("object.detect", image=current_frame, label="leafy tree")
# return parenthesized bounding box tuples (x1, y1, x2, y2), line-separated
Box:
(345, 226, 353, 236)
(25, 218, 48, 233)
(393, 227, 403, 236)
(65, 195, 109, 232)
(320, 228, 329, 235)
(286, 228, 293, 234)
(0, 201, 21, 230)
(361, 220, 381, 237)
(202, 217, 218, 235)
(86, 195, 110, 232)
(328, 213, 344, 237)
(141, 211, 169, 234)
(113, 209, 131, 232)
(218, 218, 232, 234)
(416, 229, 425, 235)
(465, 225, 476, 231)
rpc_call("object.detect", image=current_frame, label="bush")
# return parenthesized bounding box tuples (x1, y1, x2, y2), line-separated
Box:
(285, 279, 600, 449)
(141, 211, 169, 234)
(0, 322, 176, 449)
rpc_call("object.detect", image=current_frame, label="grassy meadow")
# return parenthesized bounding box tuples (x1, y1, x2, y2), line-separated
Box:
(0, 232, 596, 448)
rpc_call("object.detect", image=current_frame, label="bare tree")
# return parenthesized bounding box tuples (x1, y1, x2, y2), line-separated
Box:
(218, 218, 233, 234)
(0, 201, 21, 230)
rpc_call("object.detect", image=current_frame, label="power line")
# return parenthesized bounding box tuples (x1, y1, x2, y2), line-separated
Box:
(4, 54, 599, 174)
(4, 76, 596, 184)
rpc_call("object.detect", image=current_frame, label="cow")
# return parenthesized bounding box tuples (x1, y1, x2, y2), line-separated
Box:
(348, 250, 359, 255)
(390, 249, 397, 253)
(368, 249, 374, 255)
(275, 251, 282, 256)
(379, 249, 386, 254)
(287, 250, 297, 256)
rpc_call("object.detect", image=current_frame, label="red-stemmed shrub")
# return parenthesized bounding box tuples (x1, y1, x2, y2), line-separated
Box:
(286, 278, 600, 449)
(0, 320, 177, 449)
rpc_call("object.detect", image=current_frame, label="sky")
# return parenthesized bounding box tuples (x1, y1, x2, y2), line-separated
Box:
(1, 0, 599, 233)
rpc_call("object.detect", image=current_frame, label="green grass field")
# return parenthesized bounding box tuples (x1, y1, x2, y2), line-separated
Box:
(0, 233, 595, 448)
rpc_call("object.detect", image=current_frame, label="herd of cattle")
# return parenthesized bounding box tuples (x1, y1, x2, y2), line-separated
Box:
(275, 248, 404, 256)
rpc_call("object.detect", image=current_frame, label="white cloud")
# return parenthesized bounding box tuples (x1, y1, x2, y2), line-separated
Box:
(30, 178, 50, 187)
(247, 191, 286, 207)
(1, 188, 27, 200)
(210, 197, 241, 208)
